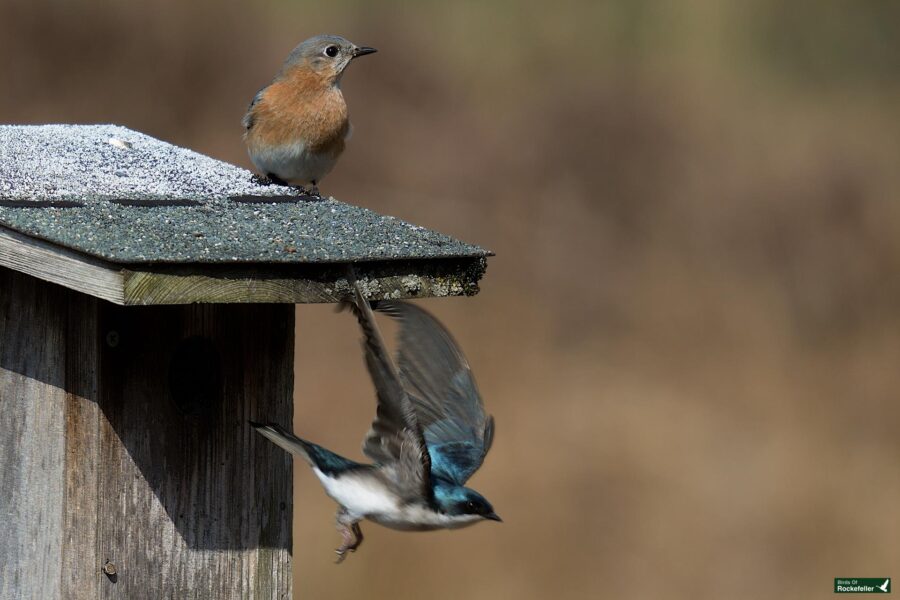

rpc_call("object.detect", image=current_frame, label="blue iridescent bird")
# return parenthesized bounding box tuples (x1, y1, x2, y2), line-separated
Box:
(251, 284, 499, 562)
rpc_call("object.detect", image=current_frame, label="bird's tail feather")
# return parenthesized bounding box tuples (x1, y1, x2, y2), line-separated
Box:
(249, 421, 315, 466)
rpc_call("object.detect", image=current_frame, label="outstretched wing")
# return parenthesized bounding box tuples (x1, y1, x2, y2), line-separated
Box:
(374, 300, 494, 486)
(345, 284, 432, 502)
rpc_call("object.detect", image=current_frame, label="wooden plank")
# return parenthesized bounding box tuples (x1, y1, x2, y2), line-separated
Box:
(61, 292, 102, 599)
(121, 258, 487, 305)
(96, 303, 294, 599)
(0, 268, 68, 599)
(0, 226, 126, 305)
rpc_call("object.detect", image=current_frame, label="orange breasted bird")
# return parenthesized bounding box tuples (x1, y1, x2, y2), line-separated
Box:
(242, 35, 376, 196)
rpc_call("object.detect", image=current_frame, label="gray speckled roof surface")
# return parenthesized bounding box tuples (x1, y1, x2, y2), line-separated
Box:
(0, 124, 489, 264)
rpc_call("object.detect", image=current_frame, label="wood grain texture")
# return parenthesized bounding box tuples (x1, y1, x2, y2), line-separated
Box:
(96, 303, 294, 599)
(0, 268, 68, 600)
(0, 225, 125, 304)
(2, 267, 294, 598)
(61, 292, 102, 599)
(121, 258, 487, 305)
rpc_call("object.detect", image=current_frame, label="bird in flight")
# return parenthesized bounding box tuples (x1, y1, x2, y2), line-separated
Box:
(252, 284, 499, 562)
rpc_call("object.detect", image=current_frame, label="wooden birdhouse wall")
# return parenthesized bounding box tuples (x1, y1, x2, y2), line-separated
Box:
(0, 267, 294, 599)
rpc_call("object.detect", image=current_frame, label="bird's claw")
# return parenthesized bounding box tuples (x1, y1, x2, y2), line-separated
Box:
(252, 173, 291, 187)
(291, 185, 322, 199)
(251, 174, 324, 199)
(333, 521, 363, 563)
(334, 545, 359, 564)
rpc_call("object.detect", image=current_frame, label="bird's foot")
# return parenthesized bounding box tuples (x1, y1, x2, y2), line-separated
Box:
(291, 184, 322, 199)
(252, 173, 291, 187)
(334, 522, 364, 564)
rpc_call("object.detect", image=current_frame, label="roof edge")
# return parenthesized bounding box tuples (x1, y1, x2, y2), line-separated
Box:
(0, 225, 488, 305)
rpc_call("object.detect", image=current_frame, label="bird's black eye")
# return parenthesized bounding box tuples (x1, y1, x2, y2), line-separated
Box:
(325, 46, 339, 58)
(466, 501, 477, 512)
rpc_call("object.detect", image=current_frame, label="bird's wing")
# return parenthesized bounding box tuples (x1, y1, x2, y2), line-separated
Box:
(373, 300, 494, 486)
(241, 88, 265, 130)
(345, 284, 432, 502)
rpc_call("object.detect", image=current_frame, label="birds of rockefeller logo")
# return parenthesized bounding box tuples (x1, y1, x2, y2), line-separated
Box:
(834, 578, 891, 593)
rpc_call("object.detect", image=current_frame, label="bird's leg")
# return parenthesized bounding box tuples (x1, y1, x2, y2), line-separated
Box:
(350, 522, 364, 551)
(308, 180, 322, 199)
(334, 507, 363, 563)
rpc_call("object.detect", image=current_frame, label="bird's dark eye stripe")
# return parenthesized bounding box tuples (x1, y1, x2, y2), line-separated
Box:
(325, 46, 338, 57)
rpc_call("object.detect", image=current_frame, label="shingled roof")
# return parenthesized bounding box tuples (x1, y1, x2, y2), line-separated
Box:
(0, 125, 490, 305)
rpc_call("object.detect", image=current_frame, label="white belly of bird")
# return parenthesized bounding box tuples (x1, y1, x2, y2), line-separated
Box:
(312, 468, 482, 531)
(250, 141, 338, 185)
(313, 468, 400, 517)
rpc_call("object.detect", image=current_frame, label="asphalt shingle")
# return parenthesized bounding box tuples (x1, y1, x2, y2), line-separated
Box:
(0, 124, 490, 264)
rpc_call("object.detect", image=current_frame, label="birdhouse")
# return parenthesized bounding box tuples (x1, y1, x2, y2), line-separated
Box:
(0, 125, 490, 599)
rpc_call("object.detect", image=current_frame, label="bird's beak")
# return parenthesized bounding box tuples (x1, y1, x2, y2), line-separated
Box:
(485, 512, 503, 522)
(352, 46, 378, 58)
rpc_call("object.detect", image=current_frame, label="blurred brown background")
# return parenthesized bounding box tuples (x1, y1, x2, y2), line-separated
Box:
(4, 1, 900, 597)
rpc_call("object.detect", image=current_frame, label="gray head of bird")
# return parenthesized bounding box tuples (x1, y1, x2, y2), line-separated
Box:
(282, 34, 377, 85)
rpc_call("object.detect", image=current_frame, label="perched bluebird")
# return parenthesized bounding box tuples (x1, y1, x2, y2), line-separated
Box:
(251, 284, 499, 562)
(242, 35, 376, 196)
